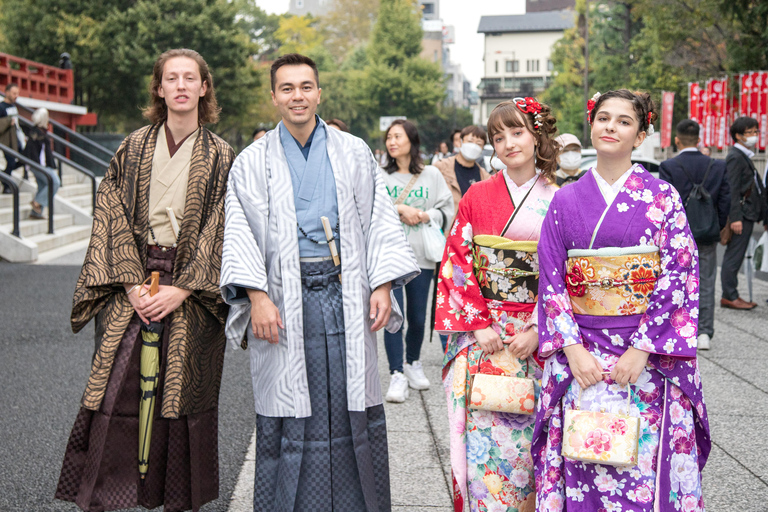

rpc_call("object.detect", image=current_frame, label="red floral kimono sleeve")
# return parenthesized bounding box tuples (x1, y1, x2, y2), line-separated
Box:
(435, 192, 492, 333)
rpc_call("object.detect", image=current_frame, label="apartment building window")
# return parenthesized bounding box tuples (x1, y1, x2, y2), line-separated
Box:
(505, 60, 519, 73)
(422, 2, 435, 14)
(526, 59, 540, 72)
(296, 0, 304, 7)
(547, 59, 554, 71)
(495, 61, 499, 73)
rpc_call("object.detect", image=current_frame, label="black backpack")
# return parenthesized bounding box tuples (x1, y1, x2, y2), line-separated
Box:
(679, 159, 720, 244)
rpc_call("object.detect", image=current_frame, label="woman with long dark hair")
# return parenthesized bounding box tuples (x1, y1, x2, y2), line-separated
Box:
(380, 119, 453, 403)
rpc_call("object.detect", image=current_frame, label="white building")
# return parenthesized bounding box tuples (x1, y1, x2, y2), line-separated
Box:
(477, 10, 575, 123)
(288, 0, 333, 17)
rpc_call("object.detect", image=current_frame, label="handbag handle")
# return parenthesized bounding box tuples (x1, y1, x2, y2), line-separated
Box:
(575, 371, 632, 414)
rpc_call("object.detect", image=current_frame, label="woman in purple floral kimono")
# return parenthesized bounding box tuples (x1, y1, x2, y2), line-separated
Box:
(534, 89, 711, 512)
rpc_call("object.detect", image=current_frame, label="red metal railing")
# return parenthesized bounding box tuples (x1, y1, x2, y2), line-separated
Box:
(0, 52, 73, 104)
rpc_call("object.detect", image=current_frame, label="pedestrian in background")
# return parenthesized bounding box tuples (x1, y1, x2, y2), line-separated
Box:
(660, 119, 730, 349)
(252, 125, 268, 141)
(22, 108, 60, 219)
(554, 132, 586, 186)
(435, 98, 559, 511)
(381, 119, 453, 402)
(0, 83, 24, 192)
(431, 140, 450, 164)
(55, 48, 234, 512)
(450, 128, 462, 154)
(721, 116, 766, 310)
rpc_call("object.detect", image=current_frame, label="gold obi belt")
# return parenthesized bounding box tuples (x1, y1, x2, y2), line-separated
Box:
(472, 235, 538, 304)
(565, 246, 660, 316)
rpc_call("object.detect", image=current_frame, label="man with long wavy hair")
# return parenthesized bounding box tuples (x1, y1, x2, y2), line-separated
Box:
(55, 48, 234, 512)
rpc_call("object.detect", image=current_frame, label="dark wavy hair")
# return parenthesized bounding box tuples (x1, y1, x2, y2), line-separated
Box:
(588, 89, 657, 135)
(487, 99, 559, 181)
(383, 119, 424, 175)
(143, 48, 220, 125)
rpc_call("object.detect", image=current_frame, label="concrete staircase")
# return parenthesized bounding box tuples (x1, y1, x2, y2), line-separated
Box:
(0, 167, 94, 263)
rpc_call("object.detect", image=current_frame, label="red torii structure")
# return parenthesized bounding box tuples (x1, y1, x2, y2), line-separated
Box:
(0, 52, 97, 129)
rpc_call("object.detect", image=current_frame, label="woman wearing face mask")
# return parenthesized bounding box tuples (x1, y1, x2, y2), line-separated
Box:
(554, 133, 587, 187)
(720, 116, 766, 310)
(380, 120, 454, 403)
(435, 98, 559, 512)
(534, 90, 711, 511)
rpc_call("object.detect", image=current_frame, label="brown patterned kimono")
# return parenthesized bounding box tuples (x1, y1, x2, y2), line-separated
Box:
(55, 124, 234, 512)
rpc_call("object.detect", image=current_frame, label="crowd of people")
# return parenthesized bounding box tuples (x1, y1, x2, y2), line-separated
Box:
(42, 47, 768, 512)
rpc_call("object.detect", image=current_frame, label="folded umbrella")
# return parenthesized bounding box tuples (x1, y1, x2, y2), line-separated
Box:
(139, 272, 161, 480)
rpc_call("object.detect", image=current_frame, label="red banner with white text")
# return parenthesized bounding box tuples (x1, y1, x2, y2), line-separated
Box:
(661, 91, 674, 148)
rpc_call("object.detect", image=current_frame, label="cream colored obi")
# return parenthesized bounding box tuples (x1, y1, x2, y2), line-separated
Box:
(472, 235, 539, 303)
(565, 246, 660, 316)
(147, 126, 199, 246)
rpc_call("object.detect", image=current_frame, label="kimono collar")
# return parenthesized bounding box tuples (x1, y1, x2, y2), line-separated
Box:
(591, 164, 637, 206)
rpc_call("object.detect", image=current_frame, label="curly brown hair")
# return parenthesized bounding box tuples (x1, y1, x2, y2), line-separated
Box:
(487, 99, 559, 181)
(143, 48, 220, 125)
(588, 89, 657, 135)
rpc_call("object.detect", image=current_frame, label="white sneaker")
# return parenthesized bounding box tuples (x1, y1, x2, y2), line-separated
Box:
(403, 361, 430, 390)
(697, 333, 711, 350)
(385, 371, 410, 403)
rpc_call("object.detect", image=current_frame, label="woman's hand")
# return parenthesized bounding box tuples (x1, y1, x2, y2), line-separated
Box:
(474, 326, 503, 355)
(563, 344, 604, 389)
(610, 346, 650, 385)
(505, 328, 539, 360)
(139, 285, 193, 322)
(397, 205, 424, 226)
(124, 283, 149, 324)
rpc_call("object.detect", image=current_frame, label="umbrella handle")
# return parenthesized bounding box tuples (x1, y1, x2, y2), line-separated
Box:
(150, 272, 160, 297)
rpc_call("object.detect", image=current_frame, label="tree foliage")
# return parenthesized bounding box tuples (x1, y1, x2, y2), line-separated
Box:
(1, 0, 259, 135)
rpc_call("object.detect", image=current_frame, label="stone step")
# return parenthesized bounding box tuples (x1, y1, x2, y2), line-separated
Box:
(61, 172, 82, 187)
(26, 224, 92, 254)
(0, 213, 75, 238)
(0, 192, 34, 209)
(0, 202, 37, 225)
(66, 194, 93, 209)
(56, 182, 92, 198)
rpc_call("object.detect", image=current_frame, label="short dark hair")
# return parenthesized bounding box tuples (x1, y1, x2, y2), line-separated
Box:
(252, 126, 268, 138)
(460, 125, 487, 144)
(383, 119, 424, 175)
(270, 53, 320, 91)
(5, 83, 18, 92)
(675, 119, 700, 147)
(730, 116, 759, 143)
(327, 118, 349, 132)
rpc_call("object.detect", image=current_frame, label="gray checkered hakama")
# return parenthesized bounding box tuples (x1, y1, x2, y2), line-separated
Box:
(253, 260, 391, 512)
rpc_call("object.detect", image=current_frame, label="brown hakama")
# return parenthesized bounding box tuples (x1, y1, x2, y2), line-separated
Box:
(55, 247, 218, 512)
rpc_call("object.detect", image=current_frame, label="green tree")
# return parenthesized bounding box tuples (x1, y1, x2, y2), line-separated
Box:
(275, 15, 323, 55)
(357, 0, 445, 140)
(1, 0, 259, 137)
(319, 0, 380, 63)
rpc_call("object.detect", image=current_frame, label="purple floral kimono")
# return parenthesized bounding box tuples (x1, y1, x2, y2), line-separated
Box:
(533, 165, 711, 512)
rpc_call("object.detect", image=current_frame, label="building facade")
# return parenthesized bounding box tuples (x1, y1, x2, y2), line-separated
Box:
(288, 0, 333, 17)
(477, 10, 575, 123)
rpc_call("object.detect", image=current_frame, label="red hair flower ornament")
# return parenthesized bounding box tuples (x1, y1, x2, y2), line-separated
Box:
(514, 96, 544, 129)
(586, 91, 601, 124)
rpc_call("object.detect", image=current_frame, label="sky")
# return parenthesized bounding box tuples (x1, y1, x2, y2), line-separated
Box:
(255, 0, 526, 88)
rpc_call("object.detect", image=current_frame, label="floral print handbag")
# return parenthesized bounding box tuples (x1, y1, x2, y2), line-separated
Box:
(562, 379, 640, 466)
(468, 358, 535, 415)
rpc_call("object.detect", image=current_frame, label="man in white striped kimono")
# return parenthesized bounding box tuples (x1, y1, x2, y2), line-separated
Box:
(220, 53, 419, 512)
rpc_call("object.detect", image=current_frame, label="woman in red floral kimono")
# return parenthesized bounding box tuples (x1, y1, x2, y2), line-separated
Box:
(435, 98, 560, 512)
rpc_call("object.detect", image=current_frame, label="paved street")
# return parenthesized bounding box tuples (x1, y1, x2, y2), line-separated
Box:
(1, 249, 767, 511)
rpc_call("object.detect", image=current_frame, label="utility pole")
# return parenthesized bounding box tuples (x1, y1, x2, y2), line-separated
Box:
(583, 0, 590, 147)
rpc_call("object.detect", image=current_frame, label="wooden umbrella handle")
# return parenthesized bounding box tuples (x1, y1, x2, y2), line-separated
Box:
(150, 272, 160, 296)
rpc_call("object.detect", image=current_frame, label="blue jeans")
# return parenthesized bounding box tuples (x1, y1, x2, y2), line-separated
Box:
(384, 268, 433, 374)
(30, 166, 60, 208)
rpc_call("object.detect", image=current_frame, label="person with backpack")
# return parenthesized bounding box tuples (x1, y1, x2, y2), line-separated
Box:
(660, 119, 730, 349)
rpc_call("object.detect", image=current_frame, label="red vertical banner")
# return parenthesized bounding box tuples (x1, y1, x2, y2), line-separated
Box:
(689, 83, 700, 122)
(741, 73, 752, 118)
(759, 71, 768, 150)
(661, 91, 674, 148)
(704, 80, 714, 147)
(717, 77, 727, 150)
(751, 71, 760, 120)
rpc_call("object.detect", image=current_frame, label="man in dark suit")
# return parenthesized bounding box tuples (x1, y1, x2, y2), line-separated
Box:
(660, 119, 730, 350)
(721, 117, 766, 311)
